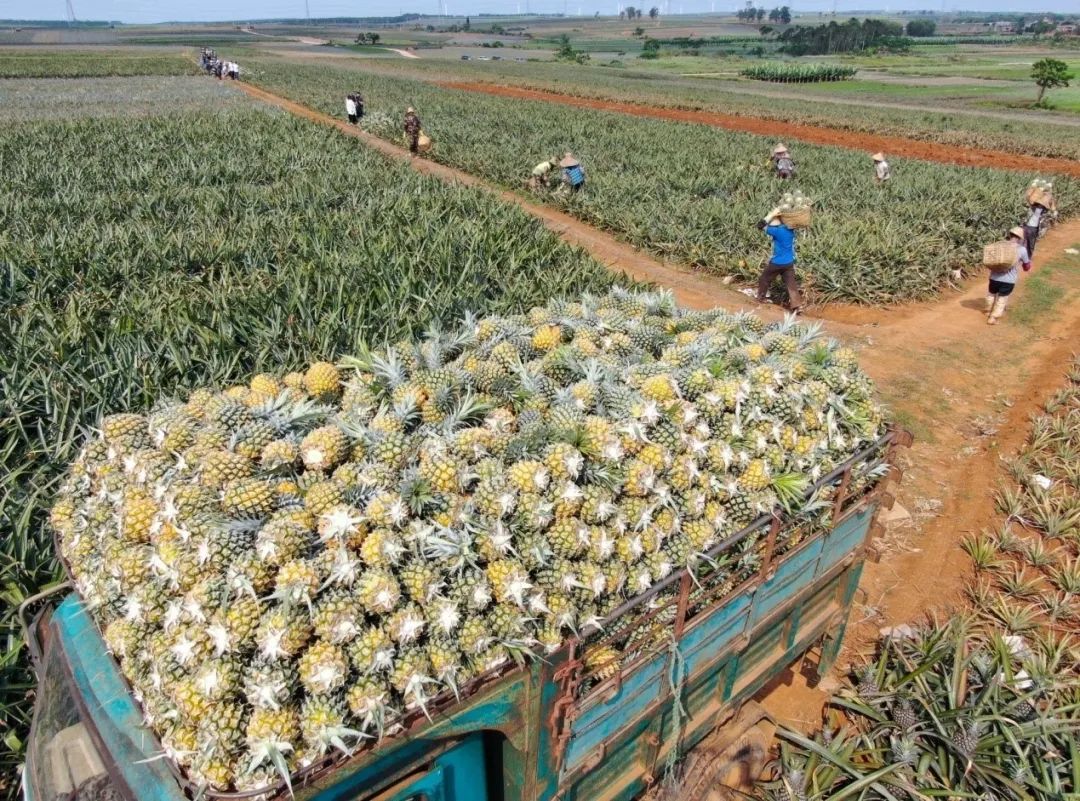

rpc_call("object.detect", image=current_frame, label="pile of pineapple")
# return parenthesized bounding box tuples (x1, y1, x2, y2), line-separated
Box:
(50, 289, 885, 794)
(778, 189, 811, 213)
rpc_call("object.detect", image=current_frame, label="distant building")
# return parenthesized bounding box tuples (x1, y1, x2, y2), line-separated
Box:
(1057, 22, 1077, 34)
(991, 21, 1016, 32)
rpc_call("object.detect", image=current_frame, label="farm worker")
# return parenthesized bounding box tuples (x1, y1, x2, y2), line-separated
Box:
(755, 207, 802, 312)
(872, 152, 891, 183)
(404, 107, 422, 155)
(354, 91, 365, 119)
(228, 62, 239, 80)
(1022, 196, 1054, 257)
(772, 144, 795, 179)
(560, 153, 586, 193)
(345, 94, 358, 124)
(986, 227, 1031, 326)
(528, 157, 558, 190)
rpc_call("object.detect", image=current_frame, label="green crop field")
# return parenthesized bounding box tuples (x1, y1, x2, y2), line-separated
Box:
(0, 48, 199, 77)
(242, 57, 1075, 305)
(0, 75, 614, 792)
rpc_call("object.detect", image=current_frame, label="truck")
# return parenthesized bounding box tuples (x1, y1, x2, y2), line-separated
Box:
(21, 428, 910, 801)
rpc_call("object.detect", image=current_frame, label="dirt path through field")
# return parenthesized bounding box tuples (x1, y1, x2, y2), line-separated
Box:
(437, 81, 1080, 178)
(235, 76, 1080, 733)
(234, 80, 785, 320)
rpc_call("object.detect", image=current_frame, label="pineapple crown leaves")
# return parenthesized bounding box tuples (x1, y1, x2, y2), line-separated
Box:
(421, 524, 480, 573)
(437, 392, 494, 434)
(253, 392, 333, 434)
(771, 472, 810, 514)
(342, 344, 409, 395)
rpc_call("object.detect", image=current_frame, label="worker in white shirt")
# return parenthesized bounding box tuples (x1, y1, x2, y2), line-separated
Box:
(872, 152, 891, 183)
(345, 94, 358, 124)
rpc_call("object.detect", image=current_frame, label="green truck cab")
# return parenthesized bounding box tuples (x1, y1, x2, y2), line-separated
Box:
(22, 430, 909, 801)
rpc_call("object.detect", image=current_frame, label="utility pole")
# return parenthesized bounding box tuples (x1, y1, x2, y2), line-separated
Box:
(304, 0, 310, 21)
(65, 0, 77, 23)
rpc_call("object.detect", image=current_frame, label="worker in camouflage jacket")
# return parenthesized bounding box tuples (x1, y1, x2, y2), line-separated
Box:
(404, 107, 421, 154)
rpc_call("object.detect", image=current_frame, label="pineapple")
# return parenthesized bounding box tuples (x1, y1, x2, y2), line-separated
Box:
(299, 425, 349, 472)
(298, 640, 350, 694)
(222, 478, 276, 519)
(303, 361, 342, 399)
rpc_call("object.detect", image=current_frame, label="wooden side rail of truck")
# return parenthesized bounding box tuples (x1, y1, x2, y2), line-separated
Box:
(21, 428, 911, 801)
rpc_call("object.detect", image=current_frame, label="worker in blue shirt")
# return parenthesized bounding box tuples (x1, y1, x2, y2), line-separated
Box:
(755, 208, 803, 312)
(560, 153, 586, 193)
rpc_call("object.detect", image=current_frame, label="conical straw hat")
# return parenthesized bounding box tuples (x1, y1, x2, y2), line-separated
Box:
(871, 152, 885, 161)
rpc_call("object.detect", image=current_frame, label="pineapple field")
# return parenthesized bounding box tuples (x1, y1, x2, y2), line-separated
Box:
(0, 77, 614, 791)
(3, 41, 1080, 801)
(241, 58, 1076, 304)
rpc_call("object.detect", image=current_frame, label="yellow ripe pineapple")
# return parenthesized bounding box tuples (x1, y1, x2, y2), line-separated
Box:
(624, 460, 656, 497)
(120, 488, 157, 543)
(232, 420, 276, 461)
(365, 490, 407, 529)
(260, 439, 298, 472)
(531, 324, 562, 352)
(419, 451, 461, 494)
(508, 460, 549, 494)
(637, 443, 668, 473)
(744, 343, 767, 363)
(738, 459, 770, 492)
(283, 371, 306, 390)
(544, 442, 583, 482)
(298, 640, 350, 694)
(221, 478, 276, 519)
(303, 479, 346, 516)
(299, 425, 349, 472)
(304, 361, 342, 399)
(249, 372, 284, 402)
(199, 450, 253, 490)
(583, 644, 620, 681)
(101, 413, 148, 448)
(640, 374, 677, 403)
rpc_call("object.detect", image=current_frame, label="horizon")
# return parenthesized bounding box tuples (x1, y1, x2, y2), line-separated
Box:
(3, 3, 1077, 25)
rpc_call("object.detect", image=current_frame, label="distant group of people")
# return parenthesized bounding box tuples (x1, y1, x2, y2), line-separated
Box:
(200, 48, 238, 80)
(344, 92, 365, 124)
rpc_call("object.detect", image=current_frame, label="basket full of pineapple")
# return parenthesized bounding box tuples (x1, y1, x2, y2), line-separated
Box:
(49, 288, 886, 796)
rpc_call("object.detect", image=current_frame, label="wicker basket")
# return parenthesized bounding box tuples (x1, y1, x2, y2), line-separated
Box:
(1026, 187, 1052, 208)
(417, 132, 432, 153)
(983, 240, 1017, 271)
(780, 207, 812, 229)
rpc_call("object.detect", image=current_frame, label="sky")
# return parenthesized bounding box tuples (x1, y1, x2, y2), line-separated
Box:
(3, 0, 1076, 23)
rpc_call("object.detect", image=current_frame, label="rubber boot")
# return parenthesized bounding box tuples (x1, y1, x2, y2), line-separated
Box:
(983, 294, 994, 313)
(988, 295, 1008, 325)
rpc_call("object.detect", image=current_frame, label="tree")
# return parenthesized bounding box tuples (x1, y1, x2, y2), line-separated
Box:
(779, 5, 791, 24)
(905, 19, 935, 36)
(625, 6, 636, 18)
(759, 24, 773, 34)
(370, 32, 380, 44)
(1030, 20, 1055, 36)
(649, 6, 659, 18)
(464, 16, 470, 30)
(634, 26, 645, 35)
(756, 8, 766, 21)
(1032, 57, 1074, 104)
(769, 7, 781, 22)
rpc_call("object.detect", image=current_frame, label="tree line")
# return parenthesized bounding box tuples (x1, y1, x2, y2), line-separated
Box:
(736, 5, 791, 23)
(777, 18, 908, 55)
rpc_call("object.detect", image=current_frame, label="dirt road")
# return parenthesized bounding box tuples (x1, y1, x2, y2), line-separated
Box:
(438, 81, 1080, 178)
